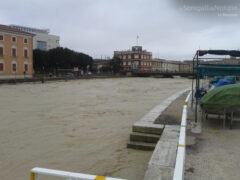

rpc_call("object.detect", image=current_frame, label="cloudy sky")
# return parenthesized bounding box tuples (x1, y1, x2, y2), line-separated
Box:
(1, 0, 240, 60)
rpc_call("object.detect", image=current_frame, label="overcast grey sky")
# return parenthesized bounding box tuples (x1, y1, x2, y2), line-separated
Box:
(1, 0, 240, 60)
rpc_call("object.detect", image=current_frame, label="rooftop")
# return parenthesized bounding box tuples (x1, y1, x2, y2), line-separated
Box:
(9, 24, 50, 34)
(114, 45, 152, 55)
(0, 24, 34, 36)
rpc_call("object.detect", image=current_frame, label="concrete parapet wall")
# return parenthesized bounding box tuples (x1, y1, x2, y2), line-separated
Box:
(144, 126, 180, 180)
(140, 89, 190, 180)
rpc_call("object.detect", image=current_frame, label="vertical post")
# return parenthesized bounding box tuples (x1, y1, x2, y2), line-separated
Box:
(14, 69, 17, 83)
(195, 51, 199, 123)
(191, 55, 195, 108)
(30, 172, 35, 180)
(223, 112, 226, 129)
(230, 112, 233, 129)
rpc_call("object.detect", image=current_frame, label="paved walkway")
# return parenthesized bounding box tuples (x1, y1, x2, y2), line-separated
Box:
(155, 92, 188, 125)
(185, 111, 240, 180)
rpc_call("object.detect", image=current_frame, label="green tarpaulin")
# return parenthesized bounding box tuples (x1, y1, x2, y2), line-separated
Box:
(200, 84, 240, 114)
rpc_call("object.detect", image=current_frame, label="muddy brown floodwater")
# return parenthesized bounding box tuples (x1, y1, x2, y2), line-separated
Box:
(0, 77, 191, 180)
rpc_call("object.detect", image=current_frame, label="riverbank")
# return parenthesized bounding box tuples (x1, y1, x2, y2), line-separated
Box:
(0, 74, 126, 84)
(0, 73, 193, 85)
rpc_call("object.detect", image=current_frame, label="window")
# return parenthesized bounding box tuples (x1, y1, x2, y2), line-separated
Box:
(128, 61, 131, 66)
(0, 62, 4, 72)
(12, 47, 17, 57)
(37, 41, 47, 51)
(0, 35, 4, 41)
(123, 62, 126, 66)
(0, 46, 3, 56)
(12, 63, 17, 72)
(123, 55, 126, 60)
(134, 54, 139, 59)
(128, 55, 131, 59)
(24, 38, 28, 44)
(24, 48, 28, 58)
(12, 36, 17, 42)
(24, 63, 28, 73)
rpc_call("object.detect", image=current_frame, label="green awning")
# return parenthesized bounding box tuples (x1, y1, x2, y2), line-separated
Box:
(195, 65, 240, 76)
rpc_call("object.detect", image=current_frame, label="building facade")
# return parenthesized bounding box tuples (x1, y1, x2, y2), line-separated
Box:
(0, 24, 34, 79)
(92, 59, 111, 72)
(151, 58, 165, 71)
(10, 25, 60, 51)
(114, 46, 152, 71)
(161, 61, 177, 72)
(114, 45, 192, 72)
(151, 59, 189, 72)
(179, 63, 191, 72)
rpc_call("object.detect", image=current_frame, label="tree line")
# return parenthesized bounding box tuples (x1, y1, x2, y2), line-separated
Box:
(33, 47, 93, 73)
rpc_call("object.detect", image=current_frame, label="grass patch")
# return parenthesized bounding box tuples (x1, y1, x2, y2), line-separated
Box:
(185, 167, 195, 173)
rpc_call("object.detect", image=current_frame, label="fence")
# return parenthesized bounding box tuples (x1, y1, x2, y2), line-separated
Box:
(173, 91, 192, 180)
(30, 167, 126, 180)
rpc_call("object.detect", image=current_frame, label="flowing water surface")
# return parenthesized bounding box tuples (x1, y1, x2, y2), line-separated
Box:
(0, 78, 191, 180)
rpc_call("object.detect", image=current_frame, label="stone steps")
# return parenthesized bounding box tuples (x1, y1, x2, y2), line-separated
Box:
(130, 132, 161, 143)
(128, 124, 164, 151)
(127, 141, 156, 151)
(132, 123, 164, 135)
(127, 94, 173, 151)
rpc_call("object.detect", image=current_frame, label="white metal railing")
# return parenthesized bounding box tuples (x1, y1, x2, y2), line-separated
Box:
(173, 91, 192, 180)
(30, 167, 126, 180)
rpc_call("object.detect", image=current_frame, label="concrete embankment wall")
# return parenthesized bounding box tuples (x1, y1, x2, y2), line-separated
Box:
(131, 88, 190, 180)
(144, 125, 180, 180)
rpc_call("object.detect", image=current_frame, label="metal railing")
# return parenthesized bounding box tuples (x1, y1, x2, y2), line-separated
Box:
(30, 167, 126, 180)
(173, 91, 192, 180)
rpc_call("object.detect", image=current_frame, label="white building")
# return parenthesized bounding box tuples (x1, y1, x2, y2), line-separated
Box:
(9, 25, 60, 51)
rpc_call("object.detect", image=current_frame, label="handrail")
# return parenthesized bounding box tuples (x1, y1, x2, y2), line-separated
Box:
(173, 91, 191, 180)
(30, 167, 126, 180)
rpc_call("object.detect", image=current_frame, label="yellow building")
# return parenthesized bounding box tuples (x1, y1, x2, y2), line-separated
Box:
(0, 24, 34, 79)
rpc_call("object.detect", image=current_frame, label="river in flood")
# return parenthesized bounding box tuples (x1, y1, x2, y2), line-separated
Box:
(0, 77, 191, 180)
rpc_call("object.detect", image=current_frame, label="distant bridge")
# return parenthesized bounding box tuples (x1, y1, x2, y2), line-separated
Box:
(123, 70, 195, 77)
